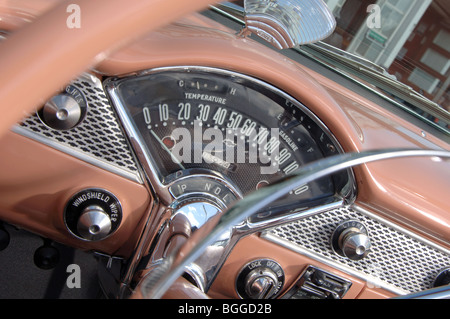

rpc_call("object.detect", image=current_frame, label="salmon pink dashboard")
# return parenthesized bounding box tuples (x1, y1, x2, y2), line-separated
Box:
(0, 1, 449, 299)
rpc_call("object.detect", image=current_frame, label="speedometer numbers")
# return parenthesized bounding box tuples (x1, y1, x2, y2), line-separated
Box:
(107, 68, 352, 215)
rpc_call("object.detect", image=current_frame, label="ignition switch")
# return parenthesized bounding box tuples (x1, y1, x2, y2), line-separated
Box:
(236, 259, 285, 299)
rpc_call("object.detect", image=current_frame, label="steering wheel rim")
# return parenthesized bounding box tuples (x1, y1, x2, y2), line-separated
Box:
(0, 0, 218, 138)
(136, 148, 450, 299)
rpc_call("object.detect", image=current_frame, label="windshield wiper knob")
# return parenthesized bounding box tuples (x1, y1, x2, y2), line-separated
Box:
(77, 205, 112, 241)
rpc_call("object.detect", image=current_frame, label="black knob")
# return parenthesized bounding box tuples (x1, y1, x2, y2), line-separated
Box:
(34, 239, 60, 270)
(0, 222, 10, 251)
(434, 268, 450, 287)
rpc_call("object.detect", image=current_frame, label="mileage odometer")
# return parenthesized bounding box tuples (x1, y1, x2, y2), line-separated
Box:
(109, 68, 348, 209)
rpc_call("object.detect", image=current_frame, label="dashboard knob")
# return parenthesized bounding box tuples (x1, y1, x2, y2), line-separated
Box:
(42, 94, 81, 130)
(77, 205, 112, 241)
(64, 189, 122, 241)
(433, 267, 450, 287)
(331, 220, 371, 261)
(236, 259, 285, 299)
(38, 85, 87, 130)
(245, 268, 279, 299)
(340, 229, 371, 260)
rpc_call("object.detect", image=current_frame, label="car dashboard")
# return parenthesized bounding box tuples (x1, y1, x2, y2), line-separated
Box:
(0, 2, 449, 299)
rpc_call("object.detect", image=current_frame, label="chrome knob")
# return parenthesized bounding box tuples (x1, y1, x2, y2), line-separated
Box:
(236, 259, 285, 299)
(38, 85, 87, 130)
(331, 220, 371, 261)
(77, 205, 112, 241)
(340, 228, 371, 260)
(245, 268, 279, 299)
(65, 189, 122, 241)
(42, 94, 82, 130)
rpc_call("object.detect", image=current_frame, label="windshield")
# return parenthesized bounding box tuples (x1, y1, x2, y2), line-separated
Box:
(223, 1, 450, 138)
(321, 0, 449, 129)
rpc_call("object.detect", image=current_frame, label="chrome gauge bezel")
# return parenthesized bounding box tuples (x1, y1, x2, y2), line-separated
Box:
(104, 66, 356, 209)
(105, 66, 358, 295)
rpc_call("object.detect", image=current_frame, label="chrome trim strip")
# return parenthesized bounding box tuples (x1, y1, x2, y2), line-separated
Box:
(12, 125, 142, 184)
(395, 285, 450, 299)
(106, 82, 173, 203)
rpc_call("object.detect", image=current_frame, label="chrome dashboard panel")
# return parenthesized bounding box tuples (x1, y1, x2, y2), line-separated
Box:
(12, 74, 142, 184)
(263, 205, 450, 295)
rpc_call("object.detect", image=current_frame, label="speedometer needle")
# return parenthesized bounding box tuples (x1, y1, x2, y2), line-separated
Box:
(150, 130, 186, 170)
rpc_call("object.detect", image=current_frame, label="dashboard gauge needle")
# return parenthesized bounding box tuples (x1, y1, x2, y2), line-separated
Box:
(150, 130, 186, 170)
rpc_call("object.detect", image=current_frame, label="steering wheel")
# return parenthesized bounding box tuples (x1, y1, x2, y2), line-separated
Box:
(1, 0, 449, 300)
(136, 148, 450, 299)
(0, 0, 219, 138)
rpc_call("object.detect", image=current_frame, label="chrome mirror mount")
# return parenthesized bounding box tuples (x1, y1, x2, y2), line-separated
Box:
(241, 0, 336, 49)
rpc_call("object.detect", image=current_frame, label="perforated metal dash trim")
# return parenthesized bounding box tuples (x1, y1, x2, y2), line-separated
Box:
(13, 74, 142, 183)
(263, 206, 450, 294)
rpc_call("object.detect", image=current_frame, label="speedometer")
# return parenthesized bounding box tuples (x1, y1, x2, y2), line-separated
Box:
(106, 67, 353, 215)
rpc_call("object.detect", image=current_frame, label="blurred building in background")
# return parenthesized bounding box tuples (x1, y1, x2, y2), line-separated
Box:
(323, 0, 450, 111)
